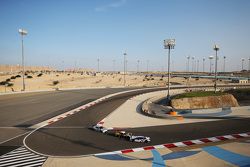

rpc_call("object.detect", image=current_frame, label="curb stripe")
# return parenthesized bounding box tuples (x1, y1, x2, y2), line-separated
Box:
(94, 132, 250, 156)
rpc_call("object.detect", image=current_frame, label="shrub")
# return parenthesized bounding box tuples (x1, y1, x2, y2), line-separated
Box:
(7, 83, 13, 87)
(10, 76, 16, 79)
(0, 81, 8, 85)
(151, 78, 154, 80)
(6, 78, 11, 82)
(27, 76, 33, 78)
(67, 74, 70, 76)
(15, 75, 21, 78)
(53, 80, 59, 85)
(37, 73, 43, 77)
(56, 75, 59, 77)
(160, 78, 163, 81)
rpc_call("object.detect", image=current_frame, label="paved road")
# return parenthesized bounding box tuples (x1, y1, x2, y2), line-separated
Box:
(24, 89, 250, 156)
(0, 88, 136, 127)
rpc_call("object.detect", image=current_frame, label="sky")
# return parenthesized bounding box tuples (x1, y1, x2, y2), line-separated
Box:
(0, 0, 250, 72)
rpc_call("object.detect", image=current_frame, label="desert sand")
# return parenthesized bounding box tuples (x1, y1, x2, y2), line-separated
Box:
(0, 71, 229, 93)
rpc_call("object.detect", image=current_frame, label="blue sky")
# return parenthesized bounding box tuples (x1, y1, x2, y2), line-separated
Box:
(0, 0, 250, 71)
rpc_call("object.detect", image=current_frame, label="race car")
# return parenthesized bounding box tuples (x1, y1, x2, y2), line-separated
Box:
(90, 125, 108, 133)
(129, 136, 151, 143)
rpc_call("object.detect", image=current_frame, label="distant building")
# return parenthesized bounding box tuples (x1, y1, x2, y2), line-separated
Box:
(231, 78, 248, 84)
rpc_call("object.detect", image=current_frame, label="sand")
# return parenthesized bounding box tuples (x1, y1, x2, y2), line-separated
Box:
(0, 72, 228, 93)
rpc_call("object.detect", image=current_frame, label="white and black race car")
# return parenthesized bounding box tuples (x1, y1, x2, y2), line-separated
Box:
(129, 136, 151, 143)
(90, 125, 108, 133)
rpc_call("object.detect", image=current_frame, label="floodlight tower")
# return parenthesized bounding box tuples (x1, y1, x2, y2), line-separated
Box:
(213, 45, 219, 93)
(146, 60, 149, 73)
(123, 52, 127, 86)
(241, 58, 245, 71)
(191, 56, 195, 73)
(112, 59, 116, 72)
(97, 58, 100, 72)
(137, 60, 140, 73)
(18, 29, 28, 91)
(202, 57, 205, 73)
(197, 59, 199, 72)
(223, 56, 226, 72)
(186, 56, 190, 72)
(248, 58, 250, 71)
(209, 56, 214, 73)
(164, 39, 175, 99)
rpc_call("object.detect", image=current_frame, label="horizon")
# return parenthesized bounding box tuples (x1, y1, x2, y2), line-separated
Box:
(0, 0, 250, 72)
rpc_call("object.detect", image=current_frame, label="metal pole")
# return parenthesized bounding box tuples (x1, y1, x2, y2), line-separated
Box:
(21, 34, 25, 91)
(147, 60, 149, 73)
(113, 60, 115, 72)
(248, 58, 250, 71)
(223, 56, 226, 72)
(187, 57, 190, 72)
(97, 59, 100, 72)
(242, 59, 244, 71)
(123, 53, 126, 86)
(203, 58, 205, 72)
(137, 60, 139, 73)
(210, 59, 212, 73)
(167, 47, 170, 99)
(214, 50, 218, 93)
(197, 60, 199, 72)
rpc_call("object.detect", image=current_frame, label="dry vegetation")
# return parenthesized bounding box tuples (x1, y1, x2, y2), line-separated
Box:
(0, 71, 229, 93)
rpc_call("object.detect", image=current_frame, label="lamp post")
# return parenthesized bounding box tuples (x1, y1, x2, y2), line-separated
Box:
(223, 56, 226, 72)
(197, 59, 199, 72)
(214, 45, 219, 93)
(112, 59, 116, 72)
(97, 58, 100, 72)
(202, 57, 205, 72)
(241, 58, 245, 71)
(191, 56, 195, 73)
(18, 29, 28, 91)
(248, 58, 250, 71)
(137, 60, 140, 73)
(209, 56, 214, 73)
(186, 56, 190, 72)
(123, 52, 127, 87)
(146, 60, 149, 73)
(164, 39, 175, 99)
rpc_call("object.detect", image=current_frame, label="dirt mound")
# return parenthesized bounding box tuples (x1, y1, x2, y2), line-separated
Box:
(171, 94, 239, 109)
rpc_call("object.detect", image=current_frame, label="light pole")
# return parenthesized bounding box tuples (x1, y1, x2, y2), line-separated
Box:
(192, 57, 195, 73)
(123, 52, 127, 86)
(203, 57, 205, 73)
(97, 58, 100, 72)
(18, 29, 28, 91)
(248, 58, 250, 71)
(186, 56, 190, 72)
(137, 60, 140, 73)
(164, 39, 175, 100)
(112, 59, 116, 72)
(197, 59, 199, 72)
(241, 58, 245, 71)
(223, 56, 226, 72)
(214, 45, 219, 93)
(146, 60, 149, 73)
(209, 56, 214, 73)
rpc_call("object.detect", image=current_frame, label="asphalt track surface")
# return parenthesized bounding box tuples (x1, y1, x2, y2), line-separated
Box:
(24, 89, 250, 156)
(1, 86, 250, 157)
(0, 88, 135, 127)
